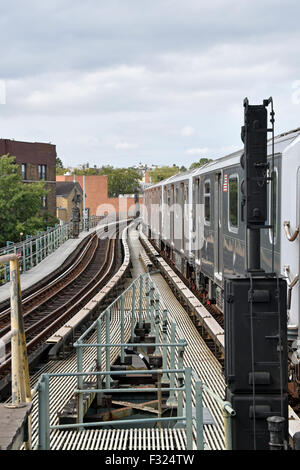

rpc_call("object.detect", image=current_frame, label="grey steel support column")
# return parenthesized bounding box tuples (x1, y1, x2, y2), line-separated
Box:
(161, 309, 169, 384)
(96, 317, 102, 406)
(131, 283, 136, 342)
(177, 339, 185, 419)
(139, 276, 143, 328)
(22, 241, 26, 272)
(150, 284, 155, 335)
(120, 294, 125, 363)
(195, 380, 204, 450)
(38, 376, 50, 450)
(145, 275, 150, 323)
(36, 238, 39, 265)
(76, 341, 83, 426)
(166, 322, 177, 407)
(44, 375, 50, 449)
(30, 240, 33, 268)
(105, 309, 111, 389)
(154, 293, 160, 355)
(185, 367, 193, 450)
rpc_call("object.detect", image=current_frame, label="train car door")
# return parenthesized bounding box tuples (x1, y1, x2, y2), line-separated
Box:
(214, 171, 223, 280)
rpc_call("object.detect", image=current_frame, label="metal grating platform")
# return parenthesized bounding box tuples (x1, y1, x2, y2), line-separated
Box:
(50, 428, 188, 450)
(21, 224, 226, 450)
(127, 227, 226, 449)
(150, 273, 225, 450)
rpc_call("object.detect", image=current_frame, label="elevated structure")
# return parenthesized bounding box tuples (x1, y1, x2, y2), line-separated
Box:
(35, 271, 233, 450)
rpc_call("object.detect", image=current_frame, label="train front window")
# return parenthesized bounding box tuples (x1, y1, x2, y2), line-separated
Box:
(229, 175, 238, 231)
(204, 180, 210, 223)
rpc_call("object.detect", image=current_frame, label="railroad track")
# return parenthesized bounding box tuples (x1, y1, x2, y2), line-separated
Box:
(0, 233, 98, 330)
(0, 226, 121, 380)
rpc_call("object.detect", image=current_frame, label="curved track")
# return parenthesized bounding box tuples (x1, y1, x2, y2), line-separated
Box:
(0, 225, 121, 379)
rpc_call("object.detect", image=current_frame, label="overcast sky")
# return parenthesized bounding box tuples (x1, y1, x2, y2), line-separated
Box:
(1, 0, 300, 168)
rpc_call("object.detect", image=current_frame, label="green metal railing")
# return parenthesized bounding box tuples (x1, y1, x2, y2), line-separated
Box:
(37, 367, 200, 451)
(0, 216, 103, 285)
(35, 272, 235, 450)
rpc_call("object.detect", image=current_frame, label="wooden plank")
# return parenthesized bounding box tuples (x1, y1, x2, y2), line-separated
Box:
(111, 399, 159, 414)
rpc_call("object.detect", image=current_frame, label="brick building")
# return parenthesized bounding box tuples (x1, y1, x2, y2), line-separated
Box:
(56, 174, 142, 217)
(56, 181, 83, 223)
(0, 139, 57, 217)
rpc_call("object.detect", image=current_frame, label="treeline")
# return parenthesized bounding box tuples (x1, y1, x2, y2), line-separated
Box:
(0, 155, 58, 246)
(57, 157, 213, 189)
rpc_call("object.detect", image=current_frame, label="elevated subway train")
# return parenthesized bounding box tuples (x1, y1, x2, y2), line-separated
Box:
(142, 127, 300, 339)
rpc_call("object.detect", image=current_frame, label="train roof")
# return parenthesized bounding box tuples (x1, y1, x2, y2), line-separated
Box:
(146, 127, 300, 189)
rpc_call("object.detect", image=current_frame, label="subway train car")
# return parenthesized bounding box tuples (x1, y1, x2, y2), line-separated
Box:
(142, 128, 300, 340)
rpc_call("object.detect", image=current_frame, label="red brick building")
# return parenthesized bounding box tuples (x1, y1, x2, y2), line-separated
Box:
(0, 139, 57, 216)
(56, 174, 141, 217)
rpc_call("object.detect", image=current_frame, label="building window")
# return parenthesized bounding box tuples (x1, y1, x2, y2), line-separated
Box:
(38, 164, 47, 180)
(229, 175, 238, 231)
(41, 196, 47, 208)
(204, 180, 211, 223)
(21, 164, 26, 180)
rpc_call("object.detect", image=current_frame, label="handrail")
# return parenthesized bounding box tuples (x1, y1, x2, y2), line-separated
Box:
(284, 221, 299, 242)
(37, 367, 196, 451)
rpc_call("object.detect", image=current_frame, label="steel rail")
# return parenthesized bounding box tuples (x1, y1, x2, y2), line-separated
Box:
(0, 229, 120, 376)
(0, 233, 98, 329)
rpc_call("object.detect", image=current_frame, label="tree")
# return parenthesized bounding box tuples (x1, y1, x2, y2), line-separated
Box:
(56, 157, 64, 168)
(148, 166, 179, 184)
(107, 168, 141, 197)
(0, 155, 58, 246)
(189, 158, 213, 170)
(74, 167, 99, 175)
(98, 165, 114, 175)
(56, 157, 71, 175)
(56, 166, 70, 175)
(73, 165, 115, 176)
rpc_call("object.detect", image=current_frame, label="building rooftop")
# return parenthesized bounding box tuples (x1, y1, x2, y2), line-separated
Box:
(56, 181, 83, 197)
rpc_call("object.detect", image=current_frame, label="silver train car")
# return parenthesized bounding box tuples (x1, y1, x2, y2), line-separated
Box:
(142, 128, 300, 339)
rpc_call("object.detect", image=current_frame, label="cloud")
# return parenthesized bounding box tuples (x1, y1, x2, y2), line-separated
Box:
(115, 142, 138, 150)
(186, 147, 209, 155)
(0, 0, 300, 167)
(181, 126, 195, 136)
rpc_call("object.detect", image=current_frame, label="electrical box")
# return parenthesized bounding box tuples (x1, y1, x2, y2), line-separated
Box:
(227, 390, 288, 450)
(224, 275, 287, 394)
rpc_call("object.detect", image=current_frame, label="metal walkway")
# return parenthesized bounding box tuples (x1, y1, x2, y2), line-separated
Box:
(50, 428, 187, 450)
(128, 226, 226, 450)
(19, 224, 226, 451)
(29, 307, 133, 448)
(150, 273, 225, 450)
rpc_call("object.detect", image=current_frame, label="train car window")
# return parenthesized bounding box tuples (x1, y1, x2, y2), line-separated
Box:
(229, 175, 238, 232)
(193, 178, 199, 232)
(269, 168, 278, 244)
(204, 180, 211, 223)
